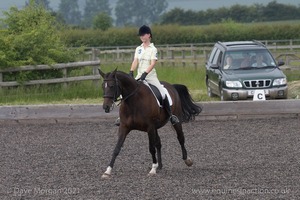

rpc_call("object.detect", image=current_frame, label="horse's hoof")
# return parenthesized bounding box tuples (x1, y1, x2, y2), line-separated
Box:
(101, 173, 111, 179)
(147, 172, 156, 177)
(184, 157, 193, 167)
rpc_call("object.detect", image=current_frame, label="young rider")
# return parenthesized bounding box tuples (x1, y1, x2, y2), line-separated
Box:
(115, 25, 179, 126)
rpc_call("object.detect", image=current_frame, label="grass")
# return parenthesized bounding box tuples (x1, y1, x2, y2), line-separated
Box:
(1, 62, 299, 105)
(0, 81, 101, 105)
(0, 63, 209, 105)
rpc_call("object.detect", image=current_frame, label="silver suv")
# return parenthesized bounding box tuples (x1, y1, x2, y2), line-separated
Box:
(205, 41, 288, 100)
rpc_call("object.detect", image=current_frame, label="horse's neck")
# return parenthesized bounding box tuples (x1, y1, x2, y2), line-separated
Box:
(117, 72, 138, 96)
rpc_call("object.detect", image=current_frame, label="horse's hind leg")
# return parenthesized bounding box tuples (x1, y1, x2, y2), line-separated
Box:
(155, 130, 163, 170)
(173, 123, 193, 167)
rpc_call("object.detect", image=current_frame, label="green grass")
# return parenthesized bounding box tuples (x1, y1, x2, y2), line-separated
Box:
(1, 62, 299, 105)
(0, 63, 208, 105)
(0, 81, 101, 105)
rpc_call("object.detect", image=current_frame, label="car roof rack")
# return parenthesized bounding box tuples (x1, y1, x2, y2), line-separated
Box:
(252, 40, 266, 47)
(218, 41, 265, 48)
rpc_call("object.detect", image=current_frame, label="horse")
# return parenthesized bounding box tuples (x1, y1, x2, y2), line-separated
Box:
(98, 68, 202, 178)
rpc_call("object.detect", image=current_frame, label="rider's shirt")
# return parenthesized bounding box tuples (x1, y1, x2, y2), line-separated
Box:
(134, 43, 158, 79)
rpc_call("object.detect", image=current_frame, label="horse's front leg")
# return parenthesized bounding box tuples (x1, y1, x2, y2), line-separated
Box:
(101, 126, 129, 179)
(147, 129, 162, 175)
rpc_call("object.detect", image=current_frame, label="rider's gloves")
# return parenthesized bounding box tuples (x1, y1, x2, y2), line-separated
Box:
(140, 72, 148, 81)
(129, 70, 134, 78)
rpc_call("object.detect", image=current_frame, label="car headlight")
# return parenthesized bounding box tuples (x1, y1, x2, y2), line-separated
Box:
(273, 78, 287, 86)
(225, 81, 242, 88)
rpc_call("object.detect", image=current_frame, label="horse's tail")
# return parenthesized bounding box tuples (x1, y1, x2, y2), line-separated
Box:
(173, 84, 202, 123)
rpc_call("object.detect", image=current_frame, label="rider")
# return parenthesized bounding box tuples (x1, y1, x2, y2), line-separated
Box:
(115, 25, 179, 126)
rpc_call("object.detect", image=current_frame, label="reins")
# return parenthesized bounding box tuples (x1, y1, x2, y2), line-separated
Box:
(121, 81, 141, 102)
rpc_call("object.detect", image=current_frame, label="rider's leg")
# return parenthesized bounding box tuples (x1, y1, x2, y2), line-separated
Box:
(163, 97, 179, 125)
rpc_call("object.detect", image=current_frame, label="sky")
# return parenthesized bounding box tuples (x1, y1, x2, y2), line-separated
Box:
(0, 0, 298, 15)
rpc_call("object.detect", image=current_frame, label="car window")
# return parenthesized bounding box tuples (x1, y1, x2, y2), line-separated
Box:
(212, 49, 221, 65)
(225, 49, 276, 70)
(208, 47, 218, 63)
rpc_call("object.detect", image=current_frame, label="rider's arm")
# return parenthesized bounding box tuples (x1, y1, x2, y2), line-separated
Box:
(145, 59, 156, 73)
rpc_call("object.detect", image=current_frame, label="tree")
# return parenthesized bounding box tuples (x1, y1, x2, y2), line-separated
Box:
(82, 0, 111, 28)
(115, 0, 168, 26)
(26, 0, 52, 11)
(58, 0, 81, 25)
(93, 12, 113, 30)
(0, 0, 78, 68)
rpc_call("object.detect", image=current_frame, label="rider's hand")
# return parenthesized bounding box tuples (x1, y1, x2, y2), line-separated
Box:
(140, 72, 148, 81)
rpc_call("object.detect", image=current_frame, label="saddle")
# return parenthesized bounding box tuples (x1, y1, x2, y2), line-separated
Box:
(149, 84, 163, 105)
(142, 81, 173, 107)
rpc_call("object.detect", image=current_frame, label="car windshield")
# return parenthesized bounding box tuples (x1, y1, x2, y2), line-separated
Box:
(223, 49, 277, 70)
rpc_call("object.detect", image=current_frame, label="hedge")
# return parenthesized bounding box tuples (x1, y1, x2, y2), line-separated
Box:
(60, 21, 300, 47)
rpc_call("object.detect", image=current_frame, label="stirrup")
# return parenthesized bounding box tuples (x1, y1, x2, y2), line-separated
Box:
(170, 115, 179, 125)
(114, 117, 120, 126)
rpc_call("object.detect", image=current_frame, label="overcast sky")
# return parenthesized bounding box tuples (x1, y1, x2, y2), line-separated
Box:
(0, 0, 298, 15)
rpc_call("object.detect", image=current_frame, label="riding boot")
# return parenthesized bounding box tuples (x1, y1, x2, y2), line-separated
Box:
(163, 97, 179, 125)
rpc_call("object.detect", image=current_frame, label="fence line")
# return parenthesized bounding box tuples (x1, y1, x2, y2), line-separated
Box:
(0, 61, 100, 87)
(92, 40, 300, 67)
(1, 40, 300, 88)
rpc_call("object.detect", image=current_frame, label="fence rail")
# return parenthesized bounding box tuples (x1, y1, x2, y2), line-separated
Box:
(1, 40, 300, 88)
(0, 61, 100, 87)
(92, 40, 300, 67)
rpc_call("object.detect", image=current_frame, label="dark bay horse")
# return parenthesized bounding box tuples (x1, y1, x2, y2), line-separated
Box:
(99, 68, 202, 178)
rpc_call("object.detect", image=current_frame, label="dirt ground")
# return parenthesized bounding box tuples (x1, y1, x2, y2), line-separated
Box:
(1, 117, 300, 200)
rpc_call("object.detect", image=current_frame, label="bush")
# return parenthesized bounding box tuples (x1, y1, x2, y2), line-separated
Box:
(0, 1, 80, 69)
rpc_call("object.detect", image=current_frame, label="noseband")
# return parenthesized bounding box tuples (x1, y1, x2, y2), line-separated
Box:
(102, 76, 141, 104)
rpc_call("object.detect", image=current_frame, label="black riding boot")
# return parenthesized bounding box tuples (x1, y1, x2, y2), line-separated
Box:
(163, 97, 179, 125)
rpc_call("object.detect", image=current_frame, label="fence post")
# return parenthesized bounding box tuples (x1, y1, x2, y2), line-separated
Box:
(0, 72, 2, 90)
(62, 68, 67, 88)
(92, 48, 100, 88)
(117, 46, 120, 60)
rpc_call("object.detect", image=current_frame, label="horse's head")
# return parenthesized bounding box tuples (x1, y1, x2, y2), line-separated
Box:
(99, 68, 121, 113)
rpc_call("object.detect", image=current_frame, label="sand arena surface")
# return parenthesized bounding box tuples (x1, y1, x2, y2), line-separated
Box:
(1, 117, 300, 199)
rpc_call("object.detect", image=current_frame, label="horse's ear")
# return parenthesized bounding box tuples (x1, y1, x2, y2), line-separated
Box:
(111, 68, 118, 76)
(98, 68, 106, 78)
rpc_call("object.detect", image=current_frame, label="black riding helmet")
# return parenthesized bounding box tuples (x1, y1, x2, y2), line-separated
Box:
(138, 25, 152, 38)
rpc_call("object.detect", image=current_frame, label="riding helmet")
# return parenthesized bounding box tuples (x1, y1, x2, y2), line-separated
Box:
(138, 25, 152, 38)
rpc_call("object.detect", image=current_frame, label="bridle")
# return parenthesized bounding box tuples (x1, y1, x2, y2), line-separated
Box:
(102, 76, 141, 107)
(103, 77, 121, 102)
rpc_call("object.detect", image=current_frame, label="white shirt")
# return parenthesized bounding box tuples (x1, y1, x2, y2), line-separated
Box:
(134, 43, 158, 78)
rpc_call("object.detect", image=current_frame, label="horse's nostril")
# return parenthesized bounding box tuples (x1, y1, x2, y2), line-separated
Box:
(103, 105, 110, 113)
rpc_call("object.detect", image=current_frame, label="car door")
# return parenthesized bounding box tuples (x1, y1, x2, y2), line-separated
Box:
(208, 49, 223, 94)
